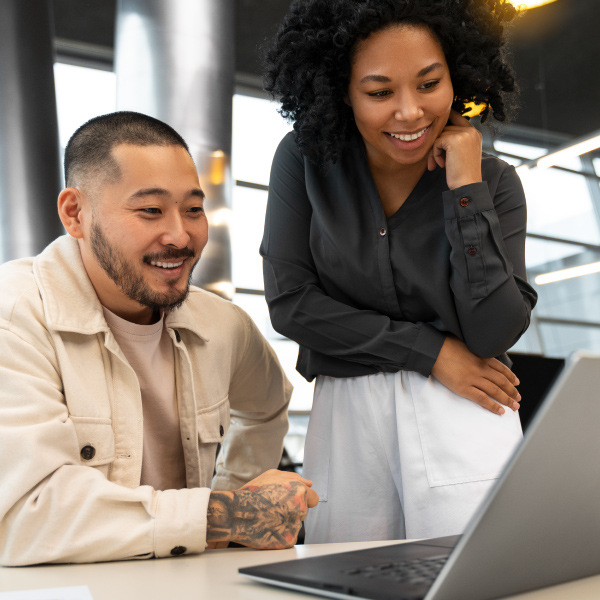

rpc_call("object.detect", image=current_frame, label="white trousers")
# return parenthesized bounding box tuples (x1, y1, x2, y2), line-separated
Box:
(303, 371, 523, 543)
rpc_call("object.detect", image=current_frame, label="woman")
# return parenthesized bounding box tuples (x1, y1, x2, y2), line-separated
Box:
(261, 0, 537, 543)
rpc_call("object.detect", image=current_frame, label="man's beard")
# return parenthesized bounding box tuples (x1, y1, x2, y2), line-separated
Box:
(90, 220, 197, 313)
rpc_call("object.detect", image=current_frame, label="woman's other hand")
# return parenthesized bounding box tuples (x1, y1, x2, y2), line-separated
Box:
(427, 110, 483, 190)
(431, 336, 521, 415)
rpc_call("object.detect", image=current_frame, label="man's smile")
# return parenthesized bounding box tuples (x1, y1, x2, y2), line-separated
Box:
(149, 259, 185, 269)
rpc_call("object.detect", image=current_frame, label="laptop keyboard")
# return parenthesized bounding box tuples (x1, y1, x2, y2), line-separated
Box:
(342, 555, 448, 586)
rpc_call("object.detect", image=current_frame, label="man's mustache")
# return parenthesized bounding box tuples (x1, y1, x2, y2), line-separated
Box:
(143, 248, 195, 262)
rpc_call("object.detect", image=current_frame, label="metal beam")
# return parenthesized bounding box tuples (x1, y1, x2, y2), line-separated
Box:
(115, 0, 235, 297)
(0, 0, 63, 262)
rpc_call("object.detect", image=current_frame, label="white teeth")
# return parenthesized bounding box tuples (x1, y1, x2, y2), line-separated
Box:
(389, 128, 427, 141)
(150, 260, 184, 269)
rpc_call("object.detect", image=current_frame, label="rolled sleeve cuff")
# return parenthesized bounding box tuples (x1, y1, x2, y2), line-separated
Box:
(442, 182, 495, 220)
(405, 325, 445, 377)
(153, 487, 211, 558)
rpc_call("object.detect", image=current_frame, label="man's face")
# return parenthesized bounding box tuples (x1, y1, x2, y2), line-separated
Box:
(78, 143, 208, 324)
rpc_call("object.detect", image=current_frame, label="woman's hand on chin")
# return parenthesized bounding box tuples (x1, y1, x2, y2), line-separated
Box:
(427, 110, 483, 190)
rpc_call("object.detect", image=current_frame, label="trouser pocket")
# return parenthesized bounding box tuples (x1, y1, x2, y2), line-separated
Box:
(408, 374, 523, 487)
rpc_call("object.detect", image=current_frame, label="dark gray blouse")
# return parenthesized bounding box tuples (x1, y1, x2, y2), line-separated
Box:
(261, 131, 537, 382)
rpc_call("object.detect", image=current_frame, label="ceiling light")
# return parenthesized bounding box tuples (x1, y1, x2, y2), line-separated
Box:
(534, 261, 600, 285)
(536, 132, 600, 169)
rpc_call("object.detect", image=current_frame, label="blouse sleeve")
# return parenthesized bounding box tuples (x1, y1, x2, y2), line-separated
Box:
(261, 134, 445, 379)
(441, 164, 537, 358)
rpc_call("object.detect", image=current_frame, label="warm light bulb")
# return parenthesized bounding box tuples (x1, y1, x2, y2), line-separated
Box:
(209, 150, 227, 185)
(507, 0, 559, 10)
(462, 101, 487, 118)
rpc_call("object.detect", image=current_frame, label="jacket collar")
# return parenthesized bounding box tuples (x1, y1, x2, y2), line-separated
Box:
(33, 236, 209, 341)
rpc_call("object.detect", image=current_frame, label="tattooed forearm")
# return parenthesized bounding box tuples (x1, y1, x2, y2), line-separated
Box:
(206, 481, 309, 549)
(207, 491, 234, 542)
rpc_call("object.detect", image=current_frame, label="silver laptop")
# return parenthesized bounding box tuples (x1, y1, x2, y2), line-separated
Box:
(240, 351, 600, 600)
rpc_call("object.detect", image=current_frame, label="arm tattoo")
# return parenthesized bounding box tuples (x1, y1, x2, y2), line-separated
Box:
(207, 492, 234, 542)
(207, 482, 308, 549)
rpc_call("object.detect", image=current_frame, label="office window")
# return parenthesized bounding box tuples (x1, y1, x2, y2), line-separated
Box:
(495, 137, 600, 358)
(54, 63, 116, 162)
(231, 94, 315, 413)
(231, 185, 266, 291)
(231, 94, 291, 187)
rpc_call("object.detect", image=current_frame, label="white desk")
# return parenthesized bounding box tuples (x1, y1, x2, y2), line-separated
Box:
(1, 541, 600, 599)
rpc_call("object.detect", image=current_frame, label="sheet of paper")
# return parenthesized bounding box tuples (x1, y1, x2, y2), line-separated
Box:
(0, 586, 94, 600)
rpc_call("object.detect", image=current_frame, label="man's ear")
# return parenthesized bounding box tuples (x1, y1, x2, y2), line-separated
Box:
(57, 187, 87, 239)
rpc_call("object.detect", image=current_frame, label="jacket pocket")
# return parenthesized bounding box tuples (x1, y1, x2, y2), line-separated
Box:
(70, 416, 115, 467)
(196, 396, 230, 487)
(196, 395, 230, 443)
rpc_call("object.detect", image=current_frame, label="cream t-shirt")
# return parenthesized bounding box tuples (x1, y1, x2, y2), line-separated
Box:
(102, 307, 187, 491)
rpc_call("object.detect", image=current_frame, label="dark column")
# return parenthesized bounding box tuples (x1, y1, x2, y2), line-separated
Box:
(115, 0, 234, 297)
(0, 0, 63, 262)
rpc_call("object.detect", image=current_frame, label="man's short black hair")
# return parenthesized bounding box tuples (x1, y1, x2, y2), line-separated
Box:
(64, 111, 191, 188)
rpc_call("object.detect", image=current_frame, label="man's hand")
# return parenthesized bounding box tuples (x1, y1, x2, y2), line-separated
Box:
(431, 336, 521, 415)
(207, 470, 319, 550)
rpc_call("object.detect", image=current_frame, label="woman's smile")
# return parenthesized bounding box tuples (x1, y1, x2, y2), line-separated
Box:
(384, 124, 434, 151)
(386, 124, 431, 142)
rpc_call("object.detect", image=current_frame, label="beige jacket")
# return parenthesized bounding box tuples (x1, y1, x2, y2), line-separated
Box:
(0, 236, 292, 565)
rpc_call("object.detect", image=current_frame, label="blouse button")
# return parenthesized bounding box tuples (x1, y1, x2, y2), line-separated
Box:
(379, 227, 387, 237)
(467, 246, 477, 256)
(460, 197, 470, 207)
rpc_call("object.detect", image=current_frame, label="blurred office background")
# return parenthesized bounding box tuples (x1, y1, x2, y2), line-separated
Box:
(1, 0, 599, 462)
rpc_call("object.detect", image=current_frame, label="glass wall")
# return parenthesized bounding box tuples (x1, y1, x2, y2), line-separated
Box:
(493, 136, 600, 358)
(231, 94, 314, 413)
(54, 63, 117, 173)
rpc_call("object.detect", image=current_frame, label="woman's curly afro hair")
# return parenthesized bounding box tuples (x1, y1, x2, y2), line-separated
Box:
(264, 0, 518, 166)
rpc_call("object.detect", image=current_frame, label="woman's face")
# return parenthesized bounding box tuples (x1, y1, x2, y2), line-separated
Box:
(346, 24, 454, 172)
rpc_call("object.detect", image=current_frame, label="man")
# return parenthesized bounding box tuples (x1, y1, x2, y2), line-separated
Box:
(0, 111, 317, 565)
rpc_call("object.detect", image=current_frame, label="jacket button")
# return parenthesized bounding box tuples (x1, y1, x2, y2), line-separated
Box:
(460, 197, 470, 207)
(219, 425, 224, 436)
(174, 330, 181, 342)
(467, 246, 477, 256)
(379, 227, 387, 237)
(80, 445, 96, 460)
(170, 546, 187, 556)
